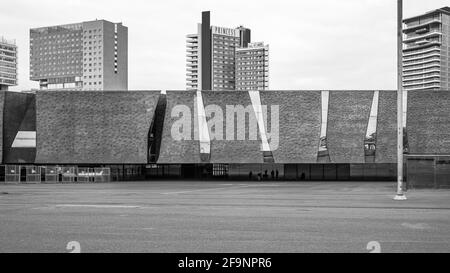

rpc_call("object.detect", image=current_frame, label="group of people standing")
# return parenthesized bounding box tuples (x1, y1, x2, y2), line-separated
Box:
(249, 169, 279, 181)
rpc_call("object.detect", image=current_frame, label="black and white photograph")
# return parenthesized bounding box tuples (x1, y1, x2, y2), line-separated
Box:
(0, 0, 449, 267)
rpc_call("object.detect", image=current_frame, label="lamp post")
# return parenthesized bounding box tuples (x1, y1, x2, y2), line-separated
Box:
(394, 0, 407, 201)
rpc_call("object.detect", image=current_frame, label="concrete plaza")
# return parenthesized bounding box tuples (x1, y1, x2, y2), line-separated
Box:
(0, 181, 449, 253)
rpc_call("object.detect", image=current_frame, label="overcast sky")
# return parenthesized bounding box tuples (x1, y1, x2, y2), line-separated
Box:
(1, 0, 449, 91)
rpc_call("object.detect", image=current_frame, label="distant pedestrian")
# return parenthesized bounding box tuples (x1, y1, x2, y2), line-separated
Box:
(271, 170, 275, 180)
(249, 171, 253, 180)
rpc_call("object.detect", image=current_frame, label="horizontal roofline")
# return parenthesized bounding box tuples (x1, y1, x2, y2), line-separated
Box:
(403, 6, 450, 23)
(30, 19, 125, 31)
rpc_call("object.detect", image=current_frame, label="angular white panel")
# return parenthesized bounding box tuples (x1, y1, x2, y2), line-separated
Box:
(12, 131, 36, 148)
(196, 91, 210, 154)
(248, 90, 270, 152)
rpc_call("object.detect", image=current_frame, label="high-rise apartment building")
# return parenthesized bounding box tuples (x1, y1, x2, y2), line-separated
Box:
(186, 31, 200, 91)
(402, 7, 450, 91)
(209, 25, 242, 91)
(0, 37, 18, 91)
(30, 20, 127, 91)
(236, 42, 269, 91)
(186, 11, 268, 91)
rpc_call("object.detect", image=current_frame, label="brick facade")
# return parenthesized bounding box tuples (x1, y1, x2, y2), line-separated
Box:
(327, 91, 373, 163)
(260, 91, 321, 163)
(375, 91, 397, 163)
(35, 91, 159, 164)
(202, 91, 263, 163)
(158, 91, 202, 163)
(407, 91, 450, 154)
(0, 90, 446, 166)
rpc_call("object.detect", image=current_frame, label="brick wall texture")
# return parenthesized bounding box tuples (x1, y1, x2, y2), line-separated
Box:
(157, 91, 202, 163)
(375, 91, 397, 163)
(260, 91, 321, 163)
(202, 91, 263, 163)
(35, 91, 160, 164)
(407, 91, 450, 154)
(0, 90, 446, 165)
(327, 91, 373, 163)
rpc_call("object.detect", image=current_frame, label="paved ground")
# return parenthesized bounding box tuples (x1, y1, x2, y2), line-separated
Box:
(0, 181, 449, 253)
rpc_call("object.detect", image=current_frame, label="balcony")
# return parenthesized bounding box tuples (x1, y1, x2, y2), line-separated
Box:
(186, 43, 198, 48)
(403, 51, 440, 61)
(403, 74, 440, 83)
(404, 83, 440, 91)
(186, 34, 198, 40)
(403, 67, 440, 76)
(403, 56, 441, 67)
(404, 30, 441, 43)
(403, 72, 440, 82)
(403, 46, 440, 57)
(422, 77, 441, 84)
(403, 62, 440, 72)
(403, 18, 441, 32)
(403, 77, 440, 87)
(0, 47, 17, 54)
(404, 38, 441, 51)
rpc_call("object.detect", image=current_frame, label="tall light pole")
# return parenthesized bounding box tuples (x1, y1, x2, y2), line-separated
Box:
(394, 0, 407, 201)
